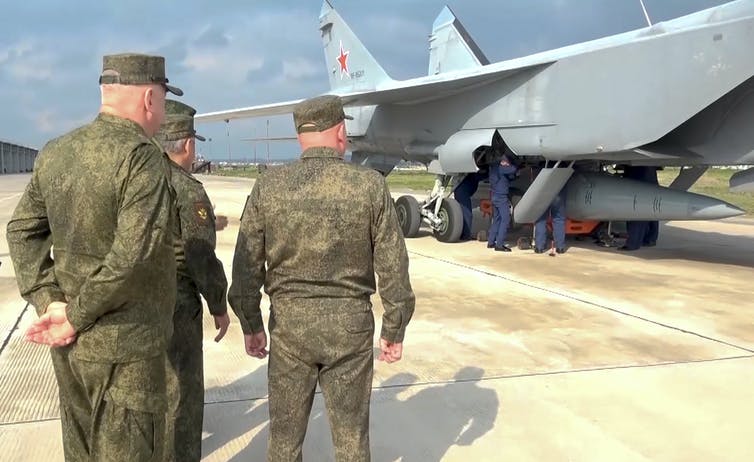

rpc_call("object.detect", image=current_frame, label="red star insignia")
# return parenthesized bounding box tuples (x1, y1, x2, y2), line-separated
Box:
(337, 41, 349, 79)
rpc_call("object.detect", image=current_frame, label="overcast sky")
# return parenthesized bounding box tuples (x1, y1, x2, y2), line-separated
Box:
(0, 0, 731, 161)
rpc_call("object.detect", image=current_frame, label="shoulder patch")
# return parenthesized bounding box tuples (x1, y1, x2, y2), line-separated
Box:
(194, 201, 210, 224)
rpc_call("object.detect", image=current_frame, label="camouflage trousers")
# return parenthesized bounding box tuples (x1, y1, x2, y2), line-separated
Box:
(267, 300, 375, 462)
(164, 286, 205, 462)
(49, 346, 167, 461)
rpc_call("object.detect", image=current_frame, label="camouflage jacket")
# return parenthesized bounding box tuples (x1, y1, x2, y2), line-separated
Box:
(228, 147, 415, 342)
(168, 161, 227, 315)
(6, 113, 176, 362)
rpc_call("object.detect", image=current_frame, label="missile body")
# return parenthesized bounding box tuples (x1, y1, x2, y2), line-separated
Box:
(565, 173, 744, 221)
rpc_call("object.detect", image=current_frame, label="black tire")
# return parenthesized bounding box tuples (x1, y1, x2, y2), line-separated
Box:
(395, 195, 421, 238)
(517, 236, 532, 250)
(433, 198, 464, 243)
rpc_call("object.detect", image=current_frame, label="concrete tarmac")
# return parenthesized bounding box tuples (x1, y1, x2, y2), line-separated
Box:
(0, 173, 752, 461)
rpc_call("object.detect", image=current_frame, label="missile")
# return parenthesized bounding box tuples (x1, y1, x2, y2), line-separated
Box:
(565, 172, 745, 221)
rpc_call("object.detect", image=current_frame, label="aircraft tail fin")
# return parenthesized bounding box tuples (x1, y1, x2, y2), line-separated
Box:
(428, 6, 490, 75)
(319, 1, 392, 92)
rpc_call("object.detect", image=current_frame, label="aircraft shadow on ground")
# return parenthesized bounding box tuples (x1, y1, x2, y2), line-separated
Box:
(202, 366, 499, 462)
(562, 224, 754, 269)
(416, 217, 754, 269)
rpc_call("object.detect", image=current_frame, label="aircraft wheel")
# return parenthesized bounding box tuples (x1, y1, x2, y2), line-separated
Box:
(433, 198, 463, 243)
(594, 228, 615, 248)
(395, 195, 421, 238)
(517, 236, 532, 250)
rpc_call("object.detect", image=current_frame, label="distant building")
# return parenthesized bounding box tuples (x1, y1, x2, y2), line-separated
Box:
(0, 139, 37, 174)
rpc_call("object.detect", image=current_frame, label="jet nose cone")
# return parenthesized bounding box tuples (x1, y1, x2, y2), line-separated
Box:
(688, 202, 745, 220)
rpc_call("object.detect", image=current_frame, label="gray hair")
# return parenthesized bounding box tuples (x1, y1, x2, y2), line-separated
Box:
(160, 137, 191, 155)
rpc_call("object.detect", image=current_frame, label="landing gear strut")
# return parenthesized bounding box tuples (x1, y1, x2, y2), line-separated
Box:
(395, 174, 464, 243)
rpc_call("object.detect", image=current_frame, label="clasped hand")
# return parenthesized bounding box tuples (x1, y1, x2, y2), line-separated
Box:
(25, 302, 77, 347)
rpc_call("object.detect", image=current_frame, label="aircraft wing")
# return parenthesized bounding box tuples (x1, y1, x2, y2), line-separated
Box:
(196, 61, 554, 123)
(339, 62, 553, 106)
(241, 136, 298, 142)
(195, 99, 304, 123)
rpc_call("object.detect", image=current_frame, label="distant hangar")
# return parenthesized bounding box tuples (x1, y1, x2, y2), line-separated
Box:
(0, 139, 37, 174)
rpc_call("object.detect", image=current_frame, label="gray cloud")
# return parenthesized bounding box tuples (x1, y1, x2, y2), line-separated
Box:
(246, 60, 281, 85)
(153, 38, 192, 76)
(194, 25, 231, 48)
(0, 0, 736, 155)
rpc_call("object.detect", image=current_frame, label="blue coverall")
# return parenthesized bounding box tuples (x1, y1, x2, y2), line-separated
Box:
(454, 172, 483, 240)
(487, 160, 517, 248)
(535, 190, 567, 251)
(622, 166, 660, 250)
(642, 168, 660, 246)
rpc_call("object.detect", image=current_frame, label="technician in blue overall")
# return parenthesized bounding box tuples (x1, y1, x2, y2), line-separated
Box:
(487, 154, 518, 252)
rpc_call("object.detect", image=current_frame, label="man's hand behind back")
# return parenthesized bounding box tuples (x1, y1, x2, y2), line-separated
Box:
(378, 338, 403, 363)
(25, 302, 77, 347)
(215, 215, 229, 232)
(212, 203, 229, 231)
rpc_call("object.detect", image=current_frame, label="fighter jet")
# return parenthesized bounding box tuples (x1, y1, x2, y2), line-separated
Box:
(197, 0, 754, 243)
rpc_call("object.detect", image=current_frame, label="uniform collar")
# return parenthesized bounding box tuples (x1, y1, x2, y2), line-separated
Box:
(168, 158, 184, 172)
(96, 112, 149, 137)
(168, 158, 201, 183)
(301, 146, 343, 159)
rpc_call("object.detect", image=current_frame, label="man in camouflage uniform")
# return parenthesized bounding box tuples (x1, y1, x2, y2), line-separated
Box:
(7, 53, 182, 461)
(229, 95, 416, 462)
(157, 99, 229, 462)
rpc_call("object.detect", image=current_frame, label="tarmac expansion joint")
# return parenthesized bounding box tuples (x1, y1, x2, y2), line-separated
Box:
(407, 250, 754, 355)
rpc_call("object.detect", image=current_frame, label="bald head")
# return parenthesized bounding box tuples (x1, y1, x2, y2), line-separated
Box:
(100, 83, 166, 137)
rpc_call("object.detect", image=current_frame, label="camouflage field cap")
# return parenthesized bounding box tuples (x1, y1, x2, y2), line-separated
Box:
(165, 99, 197, 117)
(292, 95, 353, 134)
(99, 53, 183, 96)
(159, 100, 205, 141)
(159, 115, 205, 142)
